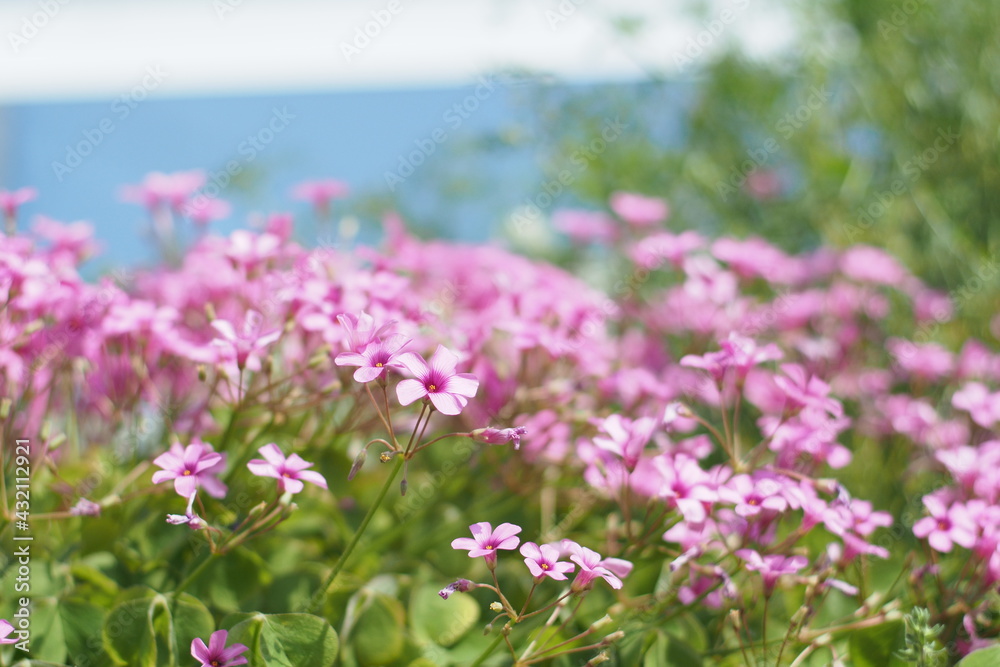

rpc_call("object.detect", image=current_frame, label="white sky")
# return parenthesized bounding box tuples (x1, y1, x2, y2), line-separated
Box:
(0, 0, 796, 102)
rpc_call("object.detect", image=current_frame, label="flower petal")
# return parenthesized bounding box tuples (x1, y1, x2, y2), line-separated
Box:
(396, 378, 427, 406)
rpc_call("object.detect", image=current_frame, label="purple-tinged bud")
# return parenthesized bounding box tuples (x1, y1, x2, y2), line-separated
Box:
(470, 426, 527, 450)
(348, 448, 367, 481)
(438, 578, 474, 600)
(69, 498, 101, 517)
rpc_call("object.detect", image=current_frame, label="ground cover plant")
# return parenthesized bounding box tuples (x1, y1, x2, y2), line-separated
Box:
(0, 175, 998, 666)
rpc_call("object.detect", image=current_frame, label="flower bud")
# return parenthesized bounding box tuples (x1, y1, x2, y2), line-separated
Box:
(489, 601, 503, 612)
(600, 631, 625, 646)
(470, 426, 527, 450)
(348, 448, 367, 481)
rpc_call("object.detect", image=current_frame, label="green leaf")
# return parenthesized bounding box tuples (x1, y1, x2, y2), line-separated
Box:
(665, 633, 703, 666)
(351, 593, 406, 666)
(848, 620, 908, 667)
(956, 646, 1000, 666)
(59, 598, 109, 666)
(228, 612, 339, 667)
(409, 584, 480, 647)
(101, 588, 213, 667)
(102, 597, 157, 667)
(25, 598, 65, 663)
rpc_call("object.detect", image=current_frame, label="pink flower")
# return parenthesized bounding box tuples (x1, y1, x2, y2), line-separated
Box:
(592, 414, 658, 470)
(913, 495, 977, 553)
(471, 426, 527, 450)
(290, 179, 349, 216)
(191, 630, 248, 667)
(224, 230, 282, 267)
(552, 209, 619, 244)
(952, 382, 1000, 428)
(166, 491, 206, 530)
(451, 521, 521, 569)
(186, 196, 231, 227)
(773, 364, 843, 417)
(735, 549, 808, 595)
(335, 333, 410, 383)
(247, 443, 328, 495)
(520, 542, 575, 581)
(396, 345, 479, 415)
(0, 618, 18, 644)
(609, 191, 668, 227)
(120, 170, 205, 212)
(681, 333, 783, 382)
(210, 311, 281, 371)
(839, 245, 910, 287)
(888, 338, 955, 381)
(718, 474, 788, 518)
(151, 440, 228, 498)
(337, 312, 397, 353)
(0, 187, 37, 218)
(569, 545, 628, 591)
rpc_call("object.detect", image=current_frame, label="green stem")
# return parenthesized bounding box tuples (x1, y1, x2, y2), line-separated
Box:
(172, 552, 219, 598)
(470, 632, 506, 667)
(309, 456, 404, 612)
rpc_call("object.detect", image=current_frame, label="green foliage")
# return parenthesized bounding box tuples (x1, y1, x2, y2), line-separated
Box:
(850, 620, 909, 667)
(955, 646, 1000, 666)
(227, 613, 339, 667)
(101, 588, 213, 667)
(896, 607, 948, 666)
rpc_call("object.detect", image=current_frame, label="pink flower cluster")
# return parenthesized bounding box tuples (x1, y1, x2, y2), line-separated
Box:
(447, 521, 633, 593)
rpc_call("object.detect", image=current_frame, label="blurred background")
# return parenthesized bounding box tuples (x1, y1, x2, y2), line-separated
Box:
(1, 0, 998, 333)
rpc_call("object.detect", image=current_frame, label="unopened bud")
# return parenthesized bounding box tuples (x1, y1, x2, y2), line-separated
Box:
(489, 601, 503, 612)
(814, 478, 839, 495)
(348, 449, 367, 481)
(49, 432, 66, 450)
(197, 364, 207, 381)
(0, 398, 11, 420)
(589, 615, 613, 631)
(470, 426, 527, 450)
(600, 631, 625, 646)
(400, 478, 408, 496)
(247, 501, 269, 519)
(586, 652, 610, 665)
